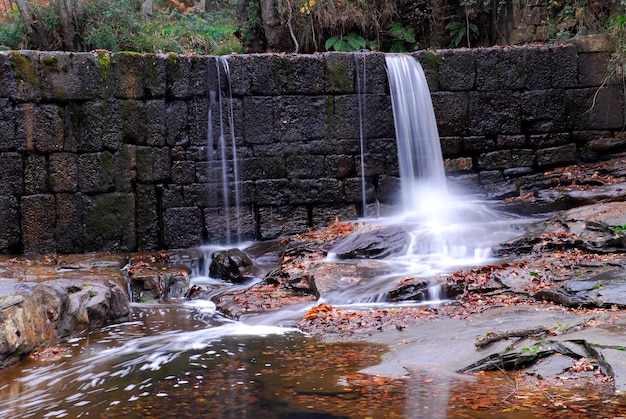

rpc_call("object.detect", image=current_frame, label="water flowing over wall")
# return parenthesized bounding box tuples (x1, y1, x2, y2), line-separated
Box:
(0, 35, 623, 254)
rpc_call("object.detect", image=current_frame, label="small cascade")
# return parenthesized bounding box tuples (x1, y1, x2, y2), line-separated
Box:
(385, 55, 447, 212)
(207, 57, 242, 244)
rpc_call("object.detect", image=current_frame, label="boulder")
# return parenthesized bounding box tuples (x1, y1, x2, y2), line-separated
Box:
(209, 248, 256, 283)
(330, 225, 410, 259)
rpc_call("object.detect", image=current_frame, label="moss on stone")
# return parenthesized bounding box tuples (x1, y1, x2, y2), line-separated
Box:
(42, 55, 58, 66)
(329, 65, 351, 91)
(10, 51, 37, 84)
(83, 193, 135, 251)
(95, 50, 111, 83)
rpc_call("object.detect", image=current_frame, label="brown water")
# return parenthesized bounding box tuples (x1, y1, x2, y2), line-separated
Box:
(0, 301, 624, 419)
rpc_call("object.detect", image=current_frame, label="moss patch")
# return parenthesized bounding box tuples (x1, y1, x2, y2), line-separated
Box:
(10, 51, 37, 84)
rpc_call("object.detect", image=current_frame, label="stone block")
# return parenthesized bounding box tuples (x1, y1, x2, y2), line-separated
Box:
(0, 52, 17, 98)
(551, 45, 578, 88)
(166, 54, 191, 98)
(144, 54, 167, 98)
(164, 207, 203, 249)
(144, 100, 167, 146)
(0, 100, 18, 151)
(511, 149, 536, 167)
(0, 196, 20, 253)
(469, 92, 521, 135)
(522, 90, 566, 132)
(444, 157, 473, 172)
(529, 133, 570, 148)
(40, 52, 111, 100)
(568, 34, 616, 53)
(578, 52, 612, 87)
(536, 143, 577, 167)
(83, 193, 136, 252)
(274, 96, 331, 141)
(114, 145, 136, 193)
(24, 154, 47, 194)
(50, 153, 78, 193)
(172, 161, 196, 184)
(567, 86, 624, 131)
(477, 150, 512, 170)
(55, 193, 83, 253)
(376, 175, 401, 205)
(289, 178, 344, 204)
(497, 135, 527, 149)
(437, 49, 476, 91)
(17, 104, 64, 153)
(204, 205, 256, 243)
(78, 152, 115, 193)
(282, 54, 329, 94)
(189, 55, 219, 99)
(165, 100, 189, 147)
(0, 152, 23, 195)
(72, 101, 123, 152)
(479, 170, 504, 184)
(440, 137, 463, 156)
(257, 205, 308, 240)
(183, 183, 212, 207)
(10, 51, 41, 102)
(242, 156, 286, 180)
(286, 154, 327, 179)
(463, 136, 495, 151)
(21, 194, 56, 254)
(324, 52, 355, 93)
(243, 97, 275, 144)
(431, 92, 469, 136)
(475, 47, 526, 91)
(524, 46, 554, 90)
(136, 146, 172, 183)
(136, 184, 160, 250)
(359, 52, 388, 95)
(344, 176, 376, 203)
(254, 179, 291, 205)
(364, 95, 395, 138)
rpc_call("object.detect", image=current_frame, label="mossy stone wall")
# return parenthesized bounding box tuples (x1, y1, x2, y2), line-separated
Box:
(0, 37, 622, 253)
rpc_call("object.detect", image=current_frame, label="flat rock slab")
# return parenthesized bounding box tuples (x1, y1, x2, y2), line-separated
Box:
(358, 306, 626, 392)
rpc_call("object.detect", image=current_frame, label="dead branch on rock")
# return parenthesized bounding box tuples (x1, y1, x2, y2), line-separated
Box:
(475, 326, 550, 348)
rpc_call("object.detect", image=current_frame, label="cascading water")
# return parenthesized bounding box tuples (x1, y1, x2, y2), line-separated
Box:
(323, 55, 526, 305)
(386, 55, 448, 208)
(207, 57, 242, 244)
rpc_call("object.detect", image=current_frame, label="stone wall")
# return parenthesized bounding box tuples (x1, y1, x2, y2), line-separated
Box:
(0, 36, 623, 254)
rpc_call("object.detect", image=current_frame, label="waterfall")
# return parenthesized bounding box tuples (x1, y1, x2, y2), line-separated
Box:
(207, 57, 241, 244)
(385, 55, 447, 213)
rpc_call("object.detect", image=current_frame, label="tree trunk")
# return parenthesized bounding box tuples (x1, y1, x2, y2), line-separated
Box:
(58, 0, 75, 50)
(258, 0, 292, 51)
(141, 0, 153, 19)
(14, 0, 49, 49)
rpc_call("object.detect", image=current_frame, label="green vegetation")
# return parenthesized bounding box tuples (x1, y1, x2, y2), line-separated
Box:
(1, 0, 626, 58)
(0, 0, 242, 54)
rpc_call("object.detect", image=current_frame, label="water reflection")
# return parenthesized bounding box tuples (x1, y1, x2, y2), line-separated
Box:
(0, 298, 624, 418)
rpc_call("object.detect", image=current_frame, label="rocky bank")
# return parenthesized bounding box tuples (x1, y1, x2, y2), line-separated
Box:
(1, 157, 626, 394)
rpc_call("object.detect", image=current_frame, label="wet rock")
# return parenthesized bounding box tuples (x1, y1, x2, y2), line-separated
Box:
(535, 267, 626, 308)
(330, 225, 409, 259)
(360, 306, 626, 392)
(209, 248, 257, 283)
(0, 276, 131, 368)
(129, 268, 191, 301)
